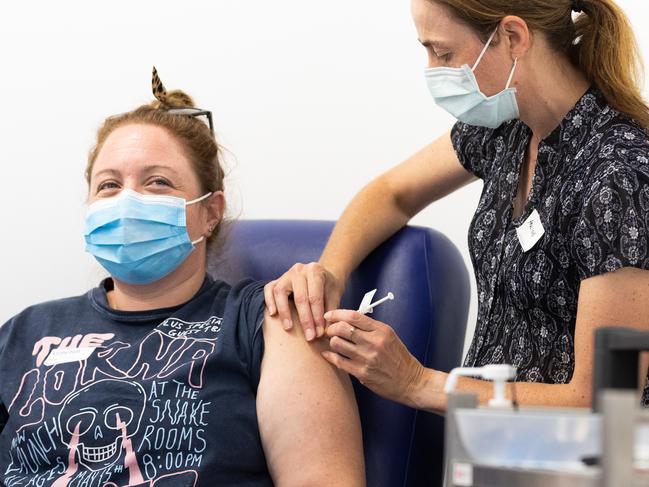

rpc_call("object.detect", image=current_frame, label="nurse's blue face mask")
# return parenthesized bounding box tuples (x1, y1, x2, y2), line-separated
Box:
(84, 189, 212, 285)
(424, 28, 519, 129)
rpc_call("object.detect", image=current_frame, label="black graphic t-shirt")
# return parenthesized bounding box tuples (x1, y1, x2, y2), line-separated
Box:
(0, 276, 273, 487)
(451, 87, 649, 399)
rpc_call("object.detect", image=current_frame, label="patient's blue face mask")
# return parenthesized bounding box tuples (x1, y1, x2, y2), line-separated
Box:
(84, 189, 212, 285)
(424, 29, 519, 129)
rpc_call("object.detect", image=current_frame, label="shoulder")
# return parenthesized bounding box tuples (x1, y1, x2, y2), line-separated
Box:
(576, 115, 649, 222)
(196, 278, 265, 319)
(597, 111, 647, 152)
(570, 116, 649, 279)
(220, 279, 266, 323)
(584, 117, 649, 195)
(450, 121, 501, 151)
(450, 121, 493, 144)
(209, 278, 267, 383)
(0, 292, 92, 360)
(451, 120, 525, 180)
(564, 101, 649, 204)
(451, 119, 523, 145)
(223, 278, 265, 303)
(2, 292, 91, 330)
(582, 107, 649, 179)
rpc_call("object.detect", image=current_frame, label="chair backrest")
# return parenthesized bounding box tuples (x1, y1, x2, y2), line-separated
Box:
(208, 220, 470, 486)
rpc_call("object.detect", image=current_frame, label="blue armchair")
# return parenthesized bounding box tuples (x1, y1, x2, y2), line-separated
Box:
(208, 220, 470, 486)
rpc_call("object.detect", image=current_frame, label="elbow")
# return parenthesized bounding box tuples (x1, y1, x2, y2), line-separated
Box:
(571, 392, 591, 409)
(368, 174, 413, 221)
(565, 377, 592, 409)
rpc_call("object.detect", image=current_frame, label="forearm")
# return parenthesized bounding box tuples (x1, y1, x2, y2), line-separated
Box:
(320, 134, 475, 282)
(407, 368, 591, 414)
(320, 175, 411, 282)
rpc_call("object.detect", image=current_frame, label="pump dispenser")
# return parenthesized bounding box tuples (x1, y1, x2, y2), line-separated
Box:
(444, 364, 517, 408)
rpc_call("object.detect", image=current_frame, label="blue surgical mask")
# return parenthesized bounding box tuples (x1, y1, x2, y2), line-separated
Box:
(424, 29, 519, 129)
(84, 189, 212, 285)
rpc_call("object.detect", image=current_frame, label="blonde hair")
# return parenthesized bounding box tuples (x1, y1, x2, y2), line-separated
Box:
(433, 0, 649, 130)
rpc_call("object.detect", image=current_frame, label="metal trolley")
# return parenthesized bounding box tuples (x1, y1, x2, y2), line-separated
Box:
(443, 328, 649, 487)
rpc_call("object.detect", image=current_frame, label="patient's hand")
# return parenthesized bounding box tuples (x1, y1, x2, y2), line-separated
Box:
(264, 262, 344, 341)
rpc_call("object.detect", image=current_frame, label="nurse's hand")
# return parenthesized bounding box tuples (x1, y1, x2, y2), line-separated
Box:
(264, 262, 344, 342)
(321, 309, 425, 406)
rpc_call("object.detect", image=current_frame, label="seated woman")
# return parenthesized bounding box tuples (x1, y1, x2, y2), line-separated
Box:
(0, 69, 365, 487)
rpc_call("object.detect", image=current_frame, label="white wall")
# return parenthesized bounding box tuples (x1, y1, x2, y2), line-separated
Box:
(1, 0, 648, 357)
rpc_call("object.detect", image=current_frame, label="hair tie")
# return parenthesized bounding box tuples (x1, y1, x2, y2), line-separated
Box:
(151, 66, 168, 104)
(572, 0, 585, 13)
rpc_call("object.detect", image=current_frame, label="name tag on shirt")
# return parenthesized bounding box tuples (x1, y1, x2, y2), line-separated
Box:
(44, 346, 96, 366)
(516, 209, 545, 252)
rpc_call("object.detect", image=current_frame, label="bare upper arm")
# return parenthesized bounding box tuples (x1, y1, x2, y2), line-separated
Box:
(571, 267, 649, 404)
(383, 130, 478, 218)
(257, 308, 365, 487)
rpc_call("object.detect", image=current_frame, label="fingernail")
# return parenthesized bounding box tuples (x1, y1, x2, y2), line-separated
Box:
(305, 329, 315, 341)
(283, 319, 292, 330)
(324, 311, 332, 320)
(269, 306, 276, 315)
(316, 326, 324, 337)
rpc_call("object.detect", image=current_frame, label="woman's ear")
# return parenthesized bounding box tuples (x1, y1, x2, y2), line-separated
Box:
(500, 15, 531, 60)
(205, 191, 225, 235)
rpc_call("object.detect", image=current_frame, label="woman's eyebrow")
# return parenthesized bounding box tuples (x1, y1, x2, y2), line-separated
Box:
(93, 168, 120, 179)
(141, 164, 181, 176)
(93, 165, 181, 180)
(418, 38, 451, 50)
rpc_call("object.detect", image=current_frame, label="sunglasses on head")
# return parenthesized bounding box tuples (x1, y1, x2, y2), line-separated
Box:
(165, 107, 214, 135)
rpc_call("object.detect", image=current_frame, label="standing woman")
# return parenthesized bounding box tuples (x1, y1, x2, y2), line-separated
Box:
(265, 0, 649, 412)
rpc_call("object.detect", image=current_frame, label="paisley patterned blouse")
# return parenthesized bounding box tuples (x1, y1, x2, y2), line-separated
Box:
(451, 87, 649, 398)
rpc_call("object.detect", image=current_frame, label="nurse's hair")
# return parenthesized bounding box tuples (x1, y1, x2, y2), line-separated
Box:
(434, 0, 649, 130)
(85, 70, 226, 242)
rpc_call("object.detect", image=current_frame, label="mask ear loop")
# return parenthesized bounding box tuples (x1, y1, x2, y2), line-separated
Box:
(186, 192, 213, 206)
(186, 192, 214, 245)
(505, 58, 518, 89)
(191, 235, 206, 245)
(471, 28, 499, 71)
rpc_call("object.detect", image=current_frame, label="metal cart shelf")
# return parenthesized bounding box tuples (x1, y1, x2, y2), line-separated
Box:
(443, 328, 649, 487)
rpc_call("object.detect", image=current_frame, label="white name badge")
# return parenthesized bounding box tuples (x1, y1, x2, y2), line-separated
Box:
(516, 209, 545, 252)
(44, 346, 96, 366)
